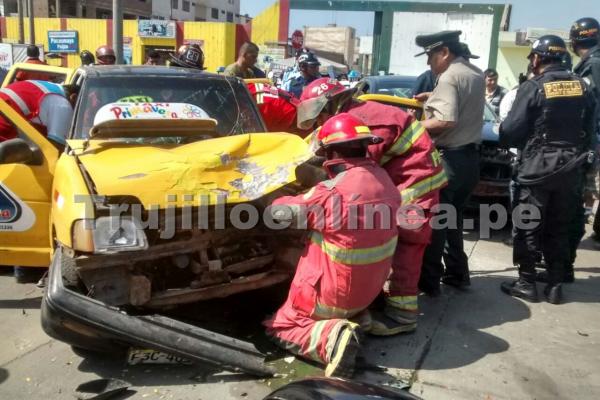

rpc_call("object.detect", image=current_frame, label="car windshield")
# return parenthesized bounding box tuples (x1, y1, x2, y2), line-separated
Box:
(73, 75, 264, 139)
(375, 79, 416, 98)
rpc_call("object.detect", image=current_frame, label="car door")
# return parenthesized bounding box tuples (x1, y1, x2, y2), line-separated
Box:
(0, 98, 59, 267)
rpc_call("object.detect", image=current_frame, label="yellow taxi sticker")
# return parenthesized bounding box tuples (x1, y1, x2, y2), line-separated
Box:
(543, 81, 583, 99)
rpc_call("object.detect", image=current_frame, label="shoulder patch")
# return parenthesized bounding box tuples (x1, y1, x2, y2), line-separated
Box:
(543, 81, 583, 99)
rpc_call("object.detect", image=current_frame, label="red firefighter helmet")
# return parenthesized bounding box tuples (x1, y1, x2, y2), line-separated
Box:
(296, 78, 356, 130)
(95, 45, 116, 65)
(317, 113, 382, 148)
(300, 78, 346, 101)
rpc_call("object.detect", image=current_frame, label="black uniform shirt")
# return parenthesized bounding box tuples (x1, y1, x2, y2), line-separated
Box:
(500, 64, 596, 150)
(574, 45, 600, 140)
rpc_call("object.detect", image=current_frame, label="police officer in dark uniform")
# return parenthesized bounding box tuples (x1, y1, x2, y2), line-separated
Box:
(570, 18, 600, 246)
(500, 35, 596, 304)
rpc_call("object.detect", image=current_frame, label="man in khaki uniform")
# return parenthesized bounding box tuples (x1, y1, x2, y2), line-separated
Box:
(414, 30, 485, 296)
(224, 42, 259, 79)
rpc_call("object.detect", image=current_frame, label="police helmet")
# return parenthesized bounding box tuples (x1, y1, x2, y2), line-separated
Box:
(298, 52, 321, 67)
(528, 35, 567, 60)
(569, 17, 599, 49)
(80, 50, 95, 66)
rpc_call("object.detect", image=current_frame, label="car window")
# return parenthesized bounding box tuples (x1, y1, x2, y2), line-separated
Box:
(72, 75, 264, 139)
(9, 69, 67, 86)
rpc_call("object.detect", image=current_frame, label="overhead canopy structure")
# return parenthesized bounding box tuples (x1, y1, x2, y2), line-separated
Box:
(250, 0, 510, 74)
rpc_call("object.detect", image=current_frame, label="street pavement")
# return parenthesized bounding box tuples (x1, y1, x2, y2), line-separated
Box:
(1, 224, 599, 400)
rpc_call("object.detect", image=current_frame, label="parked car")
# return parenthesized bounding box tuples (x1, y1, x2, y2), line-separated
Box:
(0, 65, 315, 376)
(359, 74, 514, 201)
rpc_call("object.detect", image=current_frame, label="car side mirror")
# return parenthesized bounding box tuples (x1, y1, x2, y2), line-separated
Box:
(0, 138, 43, 165)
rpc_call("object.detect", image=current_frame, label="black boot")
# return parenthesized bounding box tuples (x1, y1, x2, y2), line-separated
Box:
(501, 279, 539, 302)
(544, 283, 563, 304)
(536, 269, 574, 284)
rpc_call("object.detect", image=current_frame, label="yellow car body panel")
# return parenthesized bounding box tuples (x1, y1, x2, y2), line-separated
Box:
(0, 98, 59, 267)
(51, 155, 94, 249)
(1, 63, 75, 87)
(68, 133, 311, 209)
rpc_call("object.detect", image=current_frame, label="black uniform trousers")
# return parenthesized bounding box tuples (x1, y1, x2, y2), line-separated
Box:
(513, 168, 580, 283)
(420, 145, 480, 289)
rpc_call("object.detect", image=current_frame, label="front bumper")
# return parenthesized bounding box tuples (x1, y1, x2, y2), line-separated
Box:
(41, 250, 275, 377)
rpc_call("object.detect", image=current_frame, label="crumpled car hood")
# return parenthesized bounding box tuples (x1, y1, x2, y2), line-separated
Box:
(68, 133, 312, 208)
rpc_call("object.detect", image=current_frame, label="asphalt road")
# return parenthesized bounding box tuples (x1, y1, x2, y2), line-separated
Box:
(1, 224, 599, 400)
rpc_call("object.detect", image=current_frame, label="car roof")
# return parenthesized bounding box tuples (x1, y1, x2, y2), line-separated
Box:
(79, 65, 230, 80)
(365, 75, 417, 83)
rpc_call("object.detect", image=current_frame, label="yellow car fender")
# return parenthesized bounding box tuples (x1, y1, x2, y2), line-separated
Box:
(51, 154, 94, 249)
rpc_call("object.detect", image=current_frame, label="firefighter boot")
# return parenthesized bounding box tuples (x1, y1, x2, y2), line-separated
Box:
(370, 296, 418, 336)
(325, 324, 360, 378)
(501, 267, 538, 302)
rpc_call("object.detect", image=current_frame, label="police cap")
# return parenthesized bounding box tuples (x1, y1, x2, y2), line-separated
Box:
(415, 30, 462, 57)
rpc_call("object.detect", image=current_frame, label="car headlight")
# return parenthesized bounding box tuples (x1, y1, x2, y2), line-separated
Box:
(72, 216, 148, 254)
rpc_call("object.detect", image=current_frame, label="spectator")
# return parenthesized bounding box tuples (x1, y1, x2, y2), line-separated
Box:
(145, 50, 162, 65)
(224, 42, 259, 79)
(414, 30, 485, 297)
(15, 45, 50, 81)
(484, 68, 507, 115)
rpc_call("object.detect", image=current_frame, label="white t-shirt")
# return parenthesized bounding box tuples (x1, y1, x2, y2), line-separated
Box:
(31, 94, 73, 144)
(498, 87, 518, 122)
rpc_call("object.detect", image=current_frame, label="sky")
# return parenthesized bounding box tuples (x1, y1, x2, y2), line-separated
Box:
(241, 0, 600, 36)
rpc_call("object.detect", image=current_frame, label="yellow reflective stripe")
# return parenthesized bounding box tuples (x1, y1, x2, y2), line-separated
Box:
(255, 92, 264, 104)
(387, 295, 418, 311)
(355, 125, 371, 134)
(314, 303, 364, 319)
(307, 320, 328, 362)
(310, 232, 398, 265)
(380, 121, 426, 165)
(321, 132, 348, 143)
(400, 169, 448, 204)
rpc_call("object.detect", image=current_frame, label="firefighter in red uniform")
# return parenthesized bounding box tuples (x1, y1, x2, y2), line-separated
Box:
(264, 113, 400, 378)
(296, 78, 447, 335)
(0, 80, 74, 145)
(246, 82, 311, 137)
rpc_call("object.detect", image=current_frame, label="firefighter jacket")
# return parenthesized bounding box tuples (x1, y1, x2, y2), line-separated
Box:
(346, 100, 447, 209)
(271, 158, 400, 320)
(500, 64, 596, 184)
(247, 82, 304, 135)
(0, 80, 65, 141)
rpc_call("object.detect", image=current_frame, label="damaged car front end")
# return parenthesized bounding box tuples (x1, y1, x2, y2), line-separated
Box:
(42, 66, 315, 376)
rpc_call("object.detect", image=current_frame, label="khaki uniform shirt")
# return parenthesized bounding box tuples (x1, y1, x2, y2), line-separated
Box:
(224, 63, 255, 79)
(424, 57, 485, 148)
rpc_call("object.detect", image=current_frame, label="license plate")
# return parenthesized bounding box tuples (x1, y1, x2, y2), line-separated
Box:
(127, 348, 193, 365)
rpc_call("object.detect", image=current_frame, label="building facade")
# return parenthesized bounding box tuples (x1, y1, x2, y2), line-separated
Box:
(1, 0, 152, 19)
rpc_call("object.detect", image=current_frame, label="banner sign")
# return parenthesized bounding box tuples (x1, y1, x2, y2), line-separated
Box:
(48, 31, 79, 53)
(138, 20, 176, 38)
(0, 44, 13, 70)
